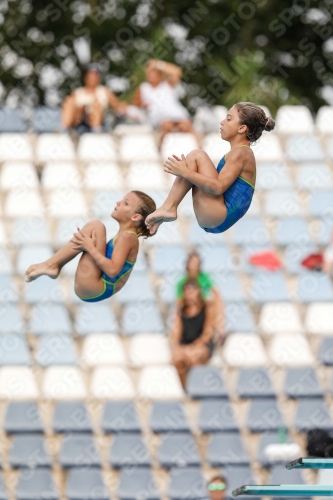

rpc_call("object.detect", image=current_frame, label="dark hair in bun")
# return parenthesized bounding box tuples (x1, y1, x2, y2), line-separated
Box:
(235, 102, 276, 143)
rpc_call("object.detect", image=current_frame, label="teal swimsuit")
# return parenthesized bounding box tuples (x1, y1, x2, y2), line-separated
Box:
(203, 145, 255, 234)
(77, 231, 137, 303)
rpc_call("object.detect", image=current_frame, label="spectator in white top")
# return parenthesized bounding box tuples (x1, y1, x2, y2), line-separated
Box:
(131, 59, 196, 145)
(323, 228, 333, 277)
(62, 64, 127, 133)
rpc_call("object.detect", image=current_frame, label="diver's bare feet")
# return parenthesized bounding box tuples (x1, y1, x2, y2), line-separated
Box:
(145, 206, 177, 235)
(25, 261, 60, 283)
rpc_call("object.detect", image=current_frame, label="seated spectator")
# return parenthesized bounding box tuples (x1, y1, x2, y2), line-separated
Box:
(176, 252, 224, 339)
(208, 476, 227, 500)
(131, 59, 197, 145)
(171, 280, 214, 388)
(61, 64, 127, 133)
(323, 228, 333, 277)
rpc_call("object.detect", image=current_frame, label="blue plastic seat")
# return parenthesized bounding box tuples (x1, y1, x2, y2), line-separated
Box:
(256, 162, 292, 191)
(0, 108, 25, 132)
(297, 272, 333, 302)
(284, 368, 323, 399)
(198, 400, 238, 433)
(158, 274, 182, 304)
(0, 474, 7, 500)
(224, 301, 257, 333)
(32, 107, 62, 133)
(189, 219, 227, 246)
(0, 304, 25, 334)
(66, 468, 109, 500)
(268, 465, 308, 500)
(168, 467, 206, 500)
(0, 334, 31, 365)
(4, 402, 44, 434)
(250, 273, 290, 303)
(109, 434, 150, 468)
(284, 243, 319, 275)
(53, 402, 92, 433)
(199, 246, 231, 274)
(247, 399, 285, 432)
(9, 434, 51, 468)
(257, 431, 292, 466)
(24, 277, 65, 304)
(29, 304, 71, 336)
(313, 218, 333, 245)
(122, 302, 164, 335)
(214, 273, 246, 302)
(274, 218, 312, 246)
(151, 246, 187, 275)
(207, 432, 250, 466)
(101, 401, 141, 433)
(294, 398, 333, 432)
(237, 368, 275, 399)
(0, 275, 19, 303)
(16, 469, 58, 500)
(158, 433, 200, 468)
(286, 135, 325, 162)
(91, 190, 125, 218)
(118, 467, 160, 500)
(264, 190, 302, 217)
(17, 245, 53, 275)
(36, 335, 78, 366)
(58, 434, 101, 468)
(308, 191, 333, 219)
(186, 367, 228, 399)
(319, 338, 333, 366)
(75, 303, 119, 335)
(296, 164, 333, 191)
(224, 465, 258, 500)
(149, 401, 190, 433)
(116, 274, 155, 304)
(232, 217, 270, 246)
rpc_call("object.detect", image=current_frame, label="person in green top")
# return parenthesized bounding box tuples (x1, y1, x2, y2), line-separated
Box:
(176, 252, 224, 337)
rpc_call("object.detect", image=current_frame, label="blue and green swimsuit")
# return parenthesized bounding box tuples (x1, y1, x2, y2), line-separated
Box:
(77, 231, 137, 303)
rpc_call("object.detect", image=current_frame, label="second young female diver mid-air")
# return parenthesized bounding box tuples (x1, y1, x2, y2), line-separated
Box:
(145, 102, 275, 235)
(25, 191, 156, 303)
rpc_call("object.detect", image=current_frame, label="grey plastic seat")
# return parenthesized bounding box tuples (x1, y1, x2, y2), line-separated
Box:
(109, 434, 150, 468)
(0, 304, 25, 335)
(32, 107, 62, 133)
(319, 337, 333, 365)
(53, 402, 92, 433)
(297, 272, 333, 302)
(215, 273, 246, 302)
(92, 190, 125, 218)
(256, 162, 292, 191)
(308, 191, 333, 219)
(198, 400, 238, 433)
(150, 401, 190, 433)
(199, 246, 231, 274)
(101, 401, 141, 433)
(186, 366, 228, 399)
(264, 190, 302, 217)
(12, 218, 51, 246)
(66, 468, 108, 500)
(224, 465, 258, 500)
(250, 273, 290, 303)
(269, 466, 308, 500)
(158, 433, 200, 468)
(284, 242, 319, 274)
(36, 335, 78, 366)
(207, 432, 250, 466)
(296, 164, 333, 191)
(284, 368, 323, 398)
(9, 434, 51, 468)
(75, 303, 119, 335)
(286, 135, 325, 162)
(232, 217, 270, 246)
(122, 302, 164, 335)
(0, 108, 25, 132)
(4, 402, 44, 434)
(189, 219, 227, 246)
(224, 301, 257, 333)
(257, 431, 292, 466)
(274, 218, 312, 246)
(0, 275, 19, 303)
(58, 434, 101, 468)
(247, 399, 285, 432)
(0, 334, 30, 365)
(151, 246, 187, 275)
(168, 467, 206, 500)
(16, 468, 58, 500)
(24, 277, 65, 304)
(237, 368, 275, 399)
(294, 398, 333, 432)
(116, 274, 155, 304)
(118, 467, 160, 500)
(29, 304, 71, 335)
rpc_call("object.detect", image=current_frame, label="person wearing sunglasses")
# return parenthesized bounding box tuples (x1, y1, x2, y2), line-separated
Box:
(208, 476, 227, 500)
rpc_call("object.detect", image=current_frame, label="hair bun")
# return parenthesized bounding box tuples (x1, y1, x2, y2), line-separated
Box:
(264, 116, 275, 132)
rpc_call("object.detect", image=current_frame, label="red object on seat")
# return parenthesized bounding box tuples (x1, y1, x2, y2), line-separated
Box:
(248, 250, 282, 271)
(301, 253, 324, 271)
